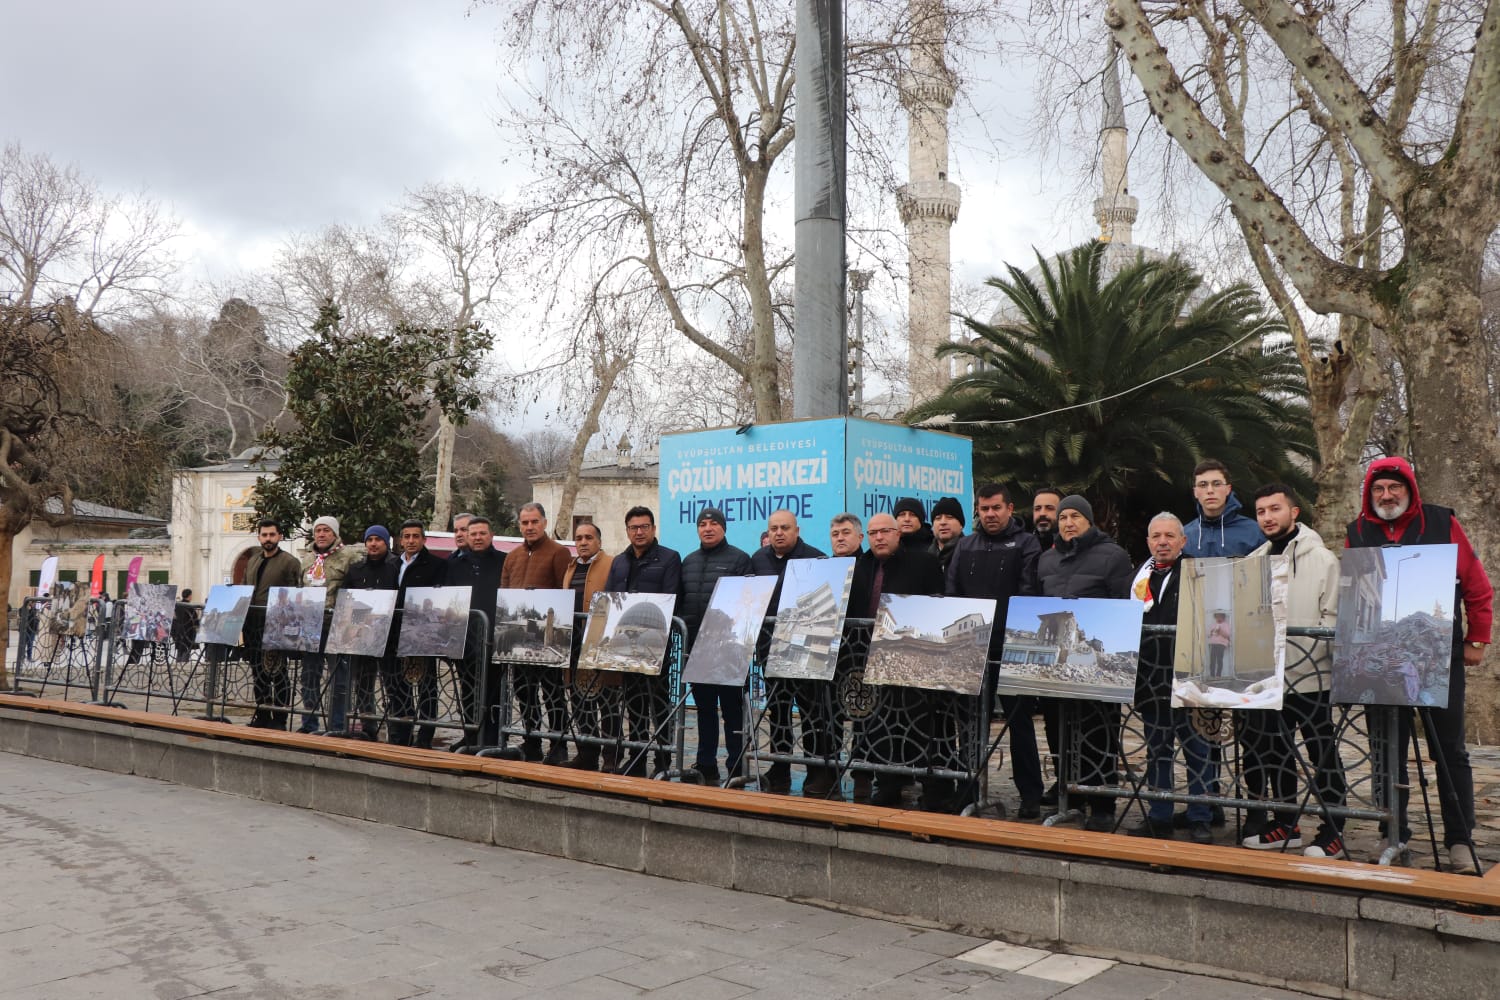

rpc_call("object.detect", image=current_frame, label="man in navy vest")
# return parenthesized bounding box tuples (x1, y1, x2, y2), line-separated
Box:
(1347, 457, 1492, 873)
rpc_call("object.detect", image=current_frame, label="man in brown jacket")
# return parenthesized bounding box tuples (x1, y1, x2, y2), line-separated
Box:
(241, 518, 303, 730)
(500, 502, 575, 763)
(561, 520, 617, 771)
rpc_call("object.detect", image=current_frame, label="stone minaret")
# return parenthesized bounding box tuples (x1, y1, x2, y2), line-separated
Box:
(1094, 41, 1138, 244)
(898, 0, 961, 406)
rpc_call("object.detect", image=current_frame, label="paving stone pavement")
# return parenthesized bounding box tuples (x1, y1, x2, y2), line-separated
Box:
(0, 752, 1326, 999)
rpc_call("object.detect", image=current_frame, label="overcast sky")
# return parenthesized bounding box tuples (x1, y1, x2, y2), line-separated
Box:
(3, 3, 1163, 435)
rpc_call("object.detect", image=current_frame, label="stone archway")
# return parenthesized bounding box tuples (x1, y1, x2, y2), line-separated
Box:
(230, 547, 255, 585)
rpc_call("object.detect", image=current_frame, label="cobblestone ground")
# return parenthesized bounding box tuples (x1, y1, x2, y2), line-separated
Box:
(1, 754, 1326, 999)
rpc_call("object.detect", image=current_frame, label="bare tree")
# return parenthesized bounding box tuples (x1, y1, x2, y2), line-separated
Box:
(389, 183, 519, 530)
(0, 144, 178, 317)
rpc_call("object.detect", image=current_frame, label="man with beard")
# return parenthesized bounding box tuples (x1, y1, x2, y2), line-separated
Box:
(1237, 485, 1344, 855)
(1347, 458, 1491, 873)
(296, 516, 360, 733)
(1031, 488, 1062, 553)
(1127, 512, 1214, 843)
(335, 525, 400, 739)
(751, 509, 828, 794)
(680, 507, 753, 785)
(945, 484, 1043, 817)
(241, 519, 302, 729)
(852, 512, 946, 808)
(1038, 496, 1133, 832)
(500, 502, 574, 764)
(391, 520, 447, 748)
(446, 516, 506, 750)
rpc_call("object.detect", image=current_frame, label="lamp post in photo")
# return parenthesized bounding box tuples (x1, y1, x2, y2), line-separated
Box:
(1392, 551, 1423, 623)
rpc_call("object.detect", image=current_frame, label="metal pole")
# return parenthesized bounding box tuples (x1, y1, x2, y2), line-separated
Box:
(848, 268, 870, 417)
(793, 0, 848, 418)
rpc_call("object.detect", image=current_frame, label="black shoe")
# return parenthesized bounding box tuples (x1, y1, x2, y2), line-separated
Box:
(521, 737, 544, 762)
(614, 757, 648, 778)
(1210, 804, 1226, 827)
(563, 749, 600, 771)
(852, 773, 873, 804)
(1040, 783, 1058, 807)
(1083, 812, 1117, 833)
(1127, 818, 1174, 839)
(1017, 799, 1042, 820)
(1188, 821, 1214, 845)
(802, 766, 838, 798)
(763, 762, 792, 795)
(681, 764, 719, 785)
(870, 782, 907, 808)
(542, 743, 570, 766)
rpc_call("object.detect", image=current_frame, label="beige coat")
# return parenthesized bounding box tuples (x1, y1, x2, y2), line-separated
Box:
(1251, 525, 1340, 694)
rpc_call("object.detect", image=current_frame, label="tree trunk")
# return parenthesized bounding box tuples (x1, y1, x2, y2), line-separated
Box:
(741, 162, 783, 422)
(1393, 214, 1500, 741)
(430, 412, 457, 533)
(0, 525, 15, 689)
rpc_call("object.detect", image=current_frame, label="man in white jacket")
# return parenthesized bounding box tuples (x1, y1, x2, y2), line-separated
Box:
(1242, 484, 1346, 857)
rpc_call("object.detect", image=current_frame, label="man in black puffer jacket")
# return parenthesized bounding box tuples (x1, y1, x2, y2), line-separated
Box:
(750, 509, 827, 794)
(1038, 495, 1133, 833)
(680, 508, 752, 784)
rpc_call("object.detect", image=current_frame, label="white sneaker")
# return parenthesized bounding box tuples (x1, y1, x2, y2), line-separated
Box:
(1441, 844, 1482, 875)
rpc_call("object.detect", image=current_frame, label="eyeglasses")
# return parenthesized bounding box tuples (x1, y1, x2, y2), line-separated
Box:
(1194, 480, 1229, 490)
(626, 523, 653, 532)
(867, 527, 898, 536)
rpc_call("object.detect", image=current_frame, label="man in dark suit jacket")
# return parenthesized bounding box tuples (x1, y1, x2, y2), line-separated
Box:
(445, 516, 506, 749)
(391, 519, 448, 748)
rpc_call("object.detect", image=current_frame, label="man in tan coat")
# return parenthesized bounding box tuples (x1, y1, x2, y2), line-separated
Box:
(296, 515, 361, 733)
(561, 521, 616, 771)
(500, 502, 575, 762)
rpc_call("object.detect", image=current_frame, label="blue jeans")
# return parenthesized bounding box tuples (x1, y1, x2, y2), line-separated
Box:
(1140, 701, 1216, 823)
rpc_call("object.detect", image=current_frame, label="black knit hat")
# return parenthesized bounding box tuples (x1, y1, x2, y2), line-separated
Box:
(930, 496, 965, 527)
(893, 497, 926, 521)
(1057, 494, 1094, 524)
(697, 507, 727, 527)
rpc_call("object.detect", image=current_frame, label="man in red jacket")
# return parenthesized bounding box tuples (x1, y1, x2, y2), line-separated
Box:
(1346, 457, 1492, 873)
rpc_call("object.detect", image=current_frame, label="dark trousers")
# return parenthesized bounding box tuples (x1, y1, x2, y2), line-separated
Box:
(766, 677, 838, 765)
(1239, 689, 1347, 832)
(1072, 700, 1121, 816)
(242, 622, 290, 729)
(384, 657, 440, 747)
(999, 695, 1044, 804)
(622, 671, 674, 768)
(1377, 648, 1474, 846)
(514, 663, 570, 746)
(691, 682, 746, 777)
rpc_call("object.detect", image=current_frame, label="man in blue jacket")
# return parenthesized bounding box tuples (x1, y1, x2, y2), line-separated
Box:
(1182, 459, 1264, 559)
(605, 506, 683, 777)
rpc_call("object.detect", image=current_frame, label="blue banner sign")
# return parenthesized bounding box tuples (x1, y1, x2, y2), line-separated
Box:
(658, 418, 972, 556)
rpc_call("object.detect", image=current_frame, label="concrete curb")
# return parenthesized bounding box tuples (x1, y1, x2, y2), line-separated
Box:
(3, 707, 1496, 1000)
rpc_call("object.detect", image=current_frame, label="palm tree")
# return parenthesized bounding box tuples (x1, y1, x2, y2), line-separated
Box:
(910, 242, 1315, 556)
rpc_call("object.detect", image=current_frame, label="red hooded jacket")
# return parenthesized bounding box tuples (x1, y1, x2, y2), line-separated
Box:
(1345, 456, 1492, 644)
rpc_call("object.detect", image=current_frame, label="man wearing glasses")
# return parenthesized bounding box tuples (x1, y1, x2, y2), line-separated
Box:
(1183, 459, 1264, 559)
(604, 506, 683, 776)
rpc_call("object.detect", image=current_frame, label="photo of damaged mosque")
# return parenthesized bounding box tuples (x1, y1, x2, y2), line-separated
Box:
(864, 594, 996, 695)
(997, 596, 1143, 703)
(493, 589, 575, 667)
(577, 592, 678, 675)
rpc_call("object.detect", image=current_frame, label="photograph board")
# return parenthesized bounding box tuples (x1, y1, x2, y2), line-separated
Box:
(262, 587, 326, 653)
(1332, 543, 1458, 707)
(763, 556, 855, 681)
(577, 592, 678, 675)
(865, 594, 996, 695)
(1172, 555, 1287, 709)
(997, 596, 1143, 703)
(123, 582, 178, 643)
(395, 586, 472, 659)
(325, 589, 398, 657)
(197, 585, 252, 646)
(494, 589, 575, 667)
(683, 575, 778, 686)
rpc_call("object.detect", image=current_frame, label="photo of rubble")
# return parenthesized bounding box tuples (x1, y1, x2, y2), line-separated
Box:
(1172, 554, 1287, 710)
(123, 582, 178, 643)
(864, 594, 996, 695)
(1333, 543, 1458, 708)
(34, 582, 88, 663)
(683, 576, 778, 686)
(493, 589, 575, 667)
(764, 556, 855, 681)
(997, 596, 1143, 703)
(197, 585, 253, 646)
(325, 589, 398, 657)
(395, 587, 472, 659)
(577, 592, 678, 676)
(262, 587, 326, 653)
